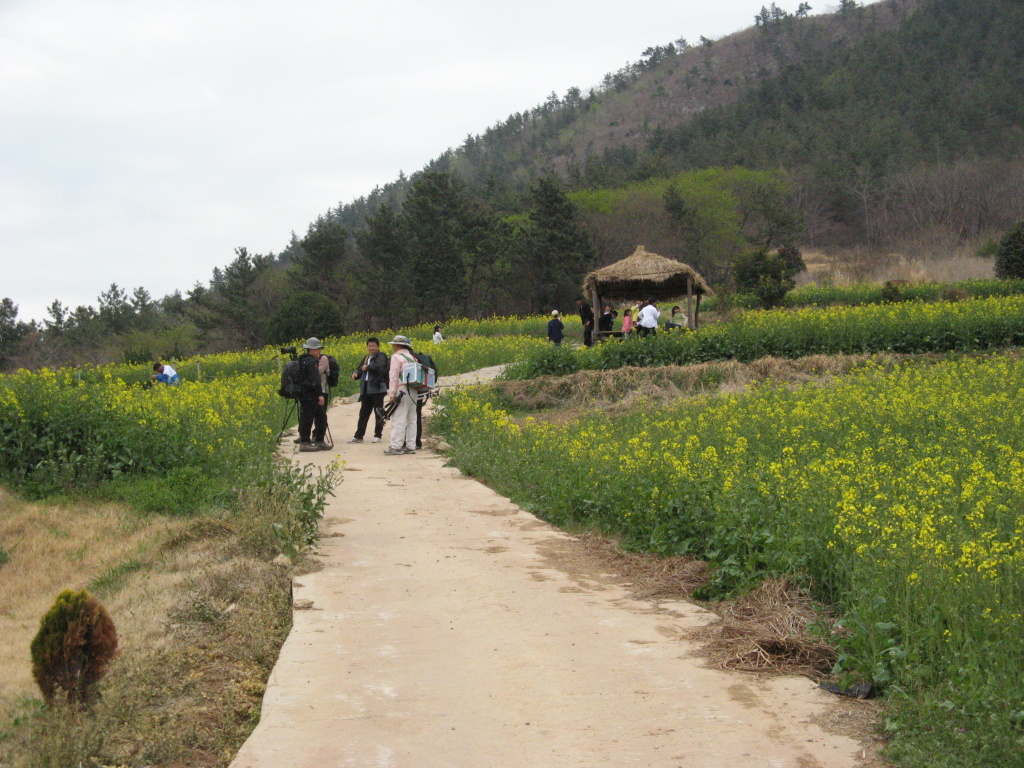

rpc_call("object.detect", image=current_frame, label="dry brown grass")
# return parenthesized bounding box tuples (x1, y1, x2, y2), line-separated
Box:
(567, 531, 709, 601)
(553, 534, 836, 680)
(0, 489, 296, 768)
(797, 247, 995, 286)
(687, 578, 837, 679)
(496, 353, 909, 416)
(0, 489, 179, 698)
(545, 532, 841, 678)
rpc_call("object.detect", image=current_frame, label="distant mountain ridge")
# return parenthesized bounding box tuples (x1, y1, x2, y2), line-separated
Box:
(335, 0, 924, 225)
(333, 0, 1022, 257)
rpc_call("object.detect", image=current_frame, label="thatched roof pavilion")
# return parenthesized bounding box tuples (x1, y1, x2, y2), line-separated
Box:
(583, 246, 714, 331)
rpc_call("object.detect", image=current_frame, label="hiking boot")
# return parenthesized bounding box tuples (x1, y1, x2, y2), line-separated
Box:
(347, 437, 363, 443)
(383, 447, 406, 456)
(314, 441, 332, 451)
(298, 442, 318, 452)
(293, 437, 301, 444)
(403, 448, 416, 455)
(371, 436, 381, 443)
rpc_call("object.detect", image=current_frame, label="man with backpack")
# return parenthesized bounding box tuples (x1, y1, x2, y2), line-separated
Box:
(384, 334, 424, 455)
(297, 337, 329, 452)
(348, 337, 388, 444)
(413, 348, 438, 450)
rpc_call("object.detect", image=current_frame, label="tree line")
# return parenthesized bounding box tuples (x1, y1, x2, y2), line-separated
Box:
(0, 174, 595, 369)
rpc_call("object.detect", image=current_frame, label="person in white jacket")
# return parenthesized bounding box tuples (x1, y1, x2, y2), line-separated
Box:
(636, 299, 661, 338)
(384, 335, 419, 455)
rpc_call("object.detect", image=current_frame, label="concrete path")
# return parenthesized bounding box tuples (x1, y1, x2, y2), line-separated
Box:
(231, 371, 867, 768)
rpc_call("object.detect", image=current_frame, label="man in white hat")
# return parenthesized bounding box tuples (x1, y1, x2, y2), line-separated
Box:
(297, 337, 328, 452)
(384, 335, 418, 455)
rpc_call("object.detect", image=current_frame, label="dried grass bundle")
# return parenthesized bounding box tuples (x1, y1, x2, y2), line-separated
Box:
(689, 578, 837, 678)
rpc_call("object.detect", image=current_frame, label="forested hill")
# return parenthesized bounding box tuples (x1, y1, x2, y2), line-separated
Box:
(336, 0, 1023, 227)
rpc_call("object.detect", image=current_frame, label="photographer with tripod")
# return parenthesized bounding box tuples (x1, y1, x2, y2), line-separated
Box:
(296, 337, 329, 452)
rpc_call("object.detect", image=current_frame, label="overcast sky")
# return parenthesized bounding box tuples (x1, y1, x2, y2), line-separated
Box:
(1, 0, 845, 323)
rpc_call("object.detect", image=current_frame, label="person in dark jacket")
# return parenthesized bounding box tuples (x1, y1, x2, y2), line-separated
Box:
(577, 298, 595, 347)
(297, 337, 327, 452)
(349, 337, 389, 443)
(597, 304, 614, 335)
(547, 310, 565, 345)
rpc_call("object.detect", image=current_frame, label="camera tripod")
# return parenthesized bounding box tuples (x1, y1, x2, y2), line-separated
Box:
(277, 393, 335, 449)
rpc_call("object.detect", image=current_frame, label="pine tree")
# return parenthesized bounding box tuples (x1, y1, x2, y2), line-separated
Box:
(527, 177, 596, 312)
(354, 203, 411, 327)
(401, 172, 470, 320)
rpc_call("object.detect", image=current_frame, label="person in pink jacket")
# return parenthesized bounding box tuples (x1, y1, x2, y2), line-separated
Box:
(384, 335, 419, 455)
(621, 308, 633, 336)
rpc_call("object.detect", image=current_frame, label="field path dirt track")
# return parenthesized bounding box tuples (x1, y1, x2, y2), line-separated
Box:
(231, 367, 870, 768)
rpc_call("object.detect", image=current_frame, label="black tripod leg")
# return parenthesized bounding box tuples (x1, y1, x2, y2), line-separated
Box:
(277, 399, 298, 443)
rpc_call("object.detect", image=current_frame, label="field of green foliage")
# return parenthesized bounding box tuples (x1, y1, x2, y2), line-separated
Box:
(0, 320, 555, 511)
(5, 290, 1024, 766)
(508, 294, 1024, 379)
(702, 277, 1024, 311)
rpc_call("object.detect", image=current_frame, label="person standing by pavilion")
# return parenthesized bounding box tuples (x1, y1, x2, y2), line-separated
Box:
(635, 299, 661, 338)
(577, 297, 595, 347)
(547, 310, 565, 345)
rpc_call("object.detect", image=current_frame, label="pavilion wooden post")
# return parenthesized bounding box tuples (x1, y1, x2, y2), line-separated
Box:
(686, 278, 695, 330)
(694, 295, 702, 329)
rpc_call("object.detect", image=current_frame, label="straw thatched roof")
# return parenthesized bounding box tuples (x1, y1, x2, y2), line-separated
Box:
(583, 246, 714, 302)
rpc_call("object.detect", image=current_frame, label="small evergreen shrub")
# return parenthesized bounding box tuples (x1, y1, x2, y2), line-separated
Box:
(734, 246, 805, 308)
(994, 220, 1024, 279)
(881, 280, 907, 303)
(30, 589, 118, 707)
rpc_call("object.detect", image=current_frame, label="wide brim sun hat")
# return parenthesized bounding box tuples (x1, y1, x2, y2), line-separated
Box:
(302, 337, 323, 349)
(388, 335, 412, 347)
(551, 310, 560, 317)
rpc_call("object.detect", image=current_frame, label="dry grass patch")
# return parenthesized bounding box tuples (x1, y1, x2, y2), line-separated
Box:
(0, 489, 297, 768)
(686, 578, 837, 679)
(496, 353, 910, 416)
(566, 531, 709, 601)
(0, 489, 178, 698)
(798, 246, 995, 286)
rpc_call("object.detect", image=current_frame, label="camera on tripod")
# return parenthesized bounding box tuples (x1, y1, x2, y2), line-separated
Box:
(280, 345, 297, 360)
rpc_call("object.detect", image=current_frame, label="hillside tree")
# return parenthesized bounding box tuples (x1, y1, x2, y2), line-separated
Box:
(527, 176, 596, 312)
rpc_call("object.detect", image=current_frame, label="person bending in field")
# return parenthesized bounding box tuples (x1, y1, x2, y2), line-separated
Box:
(151, 362, 181, 386)
(348, 337, 389, 444)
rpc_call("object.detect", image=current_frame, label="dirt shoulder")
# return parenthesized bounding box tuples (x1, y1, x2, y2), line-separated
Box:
(232, 373, 875, 768)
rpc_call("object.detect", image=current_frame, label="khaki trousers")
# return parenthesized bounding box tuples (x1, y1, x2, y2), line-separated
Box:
(389, 386, 417, 450)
